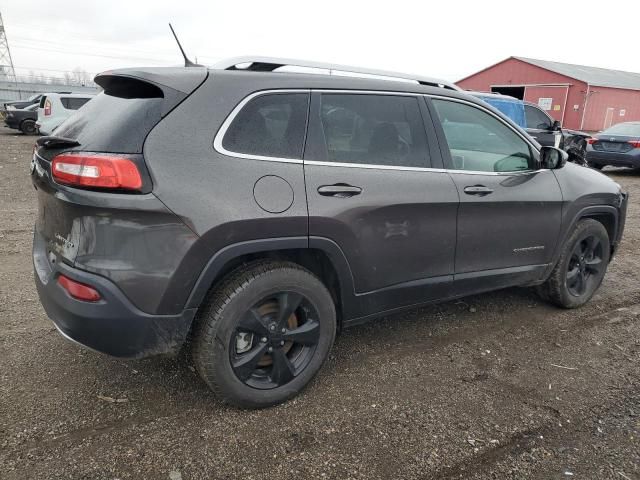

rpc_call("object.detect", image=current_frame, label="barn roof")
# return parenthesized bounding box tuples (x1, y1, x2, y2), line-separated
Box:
(515, 57, 640, 91)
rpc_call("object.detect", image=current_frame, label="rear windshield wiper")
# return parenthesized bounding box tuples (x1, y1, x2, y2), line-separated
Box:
(36, 136, 81, 149)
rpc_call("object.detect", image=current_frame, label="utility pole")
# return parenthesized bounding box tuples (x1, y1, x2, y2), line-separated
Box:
(0, 11, 18, 84)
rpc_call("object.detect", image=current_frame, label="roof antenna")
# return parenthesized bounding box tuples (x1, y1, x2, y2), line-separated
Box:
(169, 23, 203, 67)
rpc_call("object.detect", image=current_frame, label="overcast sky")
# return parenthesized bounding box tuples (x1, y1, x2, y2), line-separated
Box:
(3, 0, 638, 83)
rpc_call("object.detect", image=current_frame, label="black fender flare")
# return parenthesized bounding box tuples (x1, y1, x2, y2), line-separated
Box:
(543, 204, 620, 279)
(184, 236, 358, 316)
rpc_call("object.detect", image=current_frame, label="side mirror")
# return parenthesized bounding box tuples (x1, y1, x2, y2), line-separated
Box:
(551, 120, 561, 131)
(540, 146, 568, 169)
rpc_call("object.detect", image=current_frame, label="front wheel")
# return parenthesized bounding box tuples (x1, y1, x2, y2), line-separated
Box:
(192, 261, 336, 408)
(537, 219, 610, 308)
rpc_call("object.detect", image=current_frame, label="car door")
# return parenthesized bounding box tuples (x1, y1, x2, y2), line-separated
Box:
(525, 103, 561, 148)
(304, 92, 459, 317)
(428, 96, 563, 294)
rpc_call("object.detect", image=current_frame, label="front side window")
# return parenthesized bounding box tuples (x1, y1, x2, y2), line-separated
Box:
(525, 105, 553, 130)
(432, 99, 533, 173)
(222, 93, 309, 159)
(318, 94, 429, 168)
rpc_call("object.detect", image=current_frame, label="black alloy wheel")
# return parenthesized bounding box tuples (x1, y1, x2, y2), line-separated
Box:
(565, 235, 604, 297)
(230, 292, 321, 389)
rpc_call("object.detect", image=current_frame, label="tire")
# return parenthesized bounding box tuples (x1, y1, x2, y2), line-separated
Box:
(20, 119, 38, 135)
(192, 260, 336, 408)
(537, 219, 610, 308)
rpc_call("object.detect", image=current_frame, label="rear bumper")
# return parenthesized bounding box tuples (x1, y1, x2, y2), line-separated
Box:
(586, 150, 640, 168)
(33, 230, 196, 359)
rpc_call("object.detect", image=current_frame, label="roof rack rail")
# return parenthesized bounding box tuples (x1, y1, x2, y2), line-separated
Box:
(212, 56, 460, 91)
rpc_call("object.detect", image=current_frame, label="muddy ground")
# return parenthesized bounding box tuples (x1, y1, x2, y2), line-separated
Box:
(0, 129, 638, 479)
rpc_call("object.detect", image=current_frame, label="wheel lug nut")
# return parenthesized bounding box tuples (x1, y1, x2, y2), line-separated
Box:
(280, 340, 285, 346)
(268, 347, 273, 352)
(261, 337, 267, 343)
(281, 328, 286, 333)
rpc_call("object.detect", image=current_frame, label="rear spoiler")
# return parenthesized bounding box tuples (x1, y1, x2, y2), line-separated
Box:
(94, 67, 208, 117)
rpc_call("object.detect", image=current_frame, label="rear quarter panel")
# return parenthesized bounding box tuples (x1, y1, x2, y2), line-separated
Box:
(143, 73, 309, 313)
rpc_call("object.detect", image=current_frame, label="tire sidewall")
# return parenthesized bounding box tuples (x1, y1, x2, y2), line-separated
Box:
(201, 267, 336, 408)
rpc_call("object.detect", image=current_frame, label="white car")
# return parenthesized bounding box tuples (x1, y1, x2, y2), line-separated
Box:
(36, 93, 94, 135)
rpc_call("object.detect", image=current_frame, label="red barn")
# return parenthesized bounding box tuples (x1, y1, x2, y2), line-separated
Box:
(457, 57, 640, 132)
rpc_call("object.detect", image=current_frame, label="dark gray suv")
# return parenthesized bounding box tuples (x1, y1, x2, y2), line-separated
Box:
(32, 57, 628, 408)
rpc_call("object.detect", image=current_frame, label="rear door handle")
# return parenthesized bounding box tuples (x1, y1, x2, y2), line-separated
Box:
(463, 185, 494, 196)
(317, 184, 362, 198)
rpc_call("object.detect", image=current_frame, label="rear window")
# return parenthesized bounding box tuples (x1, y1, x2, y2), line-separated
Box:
(53, 91, 165, 153)
(602, 123, 640, 136)
(60, 97, 91, 110)
(221, 93, 309, 159)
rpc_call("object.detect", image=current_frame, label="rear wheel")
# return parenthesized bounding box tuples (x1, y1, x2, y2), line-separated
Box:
(537, 219, 610, 308)
(20, 119, 38, 135)
(192, 261, 336, 408)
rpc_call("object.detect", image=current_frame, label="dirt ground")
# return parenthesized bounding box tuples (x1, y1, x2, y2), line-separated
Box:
(0, 129, 638, 480)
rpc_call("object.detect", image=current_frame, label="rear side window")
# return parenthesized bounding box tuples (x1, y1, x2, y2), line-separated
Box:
(60, 97, 91, 110)
(317, 94, 429, 168)
(432, 99, 533, 172)
(39, 95, 47, 108)
(222, 93, 309, 159)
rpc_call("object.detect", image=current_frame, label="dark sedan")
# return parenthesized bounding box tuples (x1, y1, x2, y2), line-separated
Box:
(587, 122, 640, 169)
(2, 103, 39, 135)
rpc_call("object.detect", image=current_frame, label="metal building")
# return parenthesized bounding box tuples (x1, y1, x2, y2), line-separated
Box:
(457, 56, 640, 132)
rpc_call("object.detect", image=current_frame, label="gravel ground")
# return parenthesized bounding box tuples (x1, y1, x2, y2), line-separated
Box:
(0, 129, 638, 480)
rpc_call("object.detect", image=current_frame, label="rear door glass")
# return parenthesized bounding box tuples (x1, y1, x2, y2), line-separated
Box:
(221, 93, 309, 159)
(315, 94, 430, 168)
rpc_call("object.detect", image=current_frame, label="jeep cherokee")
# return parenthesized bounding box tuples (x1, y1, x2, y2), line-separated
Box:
(32, 57, 628, 408)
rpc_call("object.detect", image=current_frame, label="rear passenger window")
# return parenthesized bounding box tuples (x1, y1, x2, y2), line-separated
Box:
(61, 97, 91, 110)
(222, 93, 309, 159)
(318, 94, 429, 168)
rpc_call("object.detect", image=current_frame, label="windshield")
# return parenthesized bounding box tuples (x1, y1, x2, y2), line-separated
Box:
(27, 94, 40, 101)
(602, 123, 640, 137)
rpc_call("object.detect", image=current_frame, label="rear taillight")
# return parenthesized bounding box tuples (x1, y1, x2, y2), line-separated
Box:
(57, 274, 101, 302)
(587, 138, 598, 144)
(44, 99, 51, 116)
(629, 141, 640, 148)
(51, 153, 142, 191)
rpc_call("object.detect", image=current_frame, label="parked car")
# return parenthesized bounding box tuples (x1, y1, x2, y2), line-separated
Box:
(3, 103, 39, 135)
(32, 58, 627, 408)
(586, 121, 640, 170)
(471, 92, 590, 165)
(36, 93, 94, 135)
(3, 93, 44, 111)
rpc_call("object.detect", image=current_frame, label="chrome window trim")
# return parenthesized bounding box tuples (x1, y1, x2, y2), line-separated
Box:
(213, 89, 309, 165)
(214, 88, 546, 176)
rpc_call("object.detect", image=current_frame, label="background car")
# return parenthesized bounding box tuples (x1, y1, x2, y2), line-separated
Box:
(36, 93, 94, 135)
(586, 121, 640, 170)
(2, 93, 44, 111)
(3, 103, 39, 135)
(471, 92, 591, 165)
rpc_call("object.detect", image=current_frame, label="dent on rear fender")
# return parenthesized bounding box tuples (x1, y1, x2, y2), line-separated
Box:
(72, 209, 199, 315)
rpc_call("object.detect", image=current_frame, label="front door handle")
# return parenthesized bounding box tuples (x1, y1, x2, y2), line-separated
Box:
(317, 184, 362, 198)
(463, 185, 494, 196)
